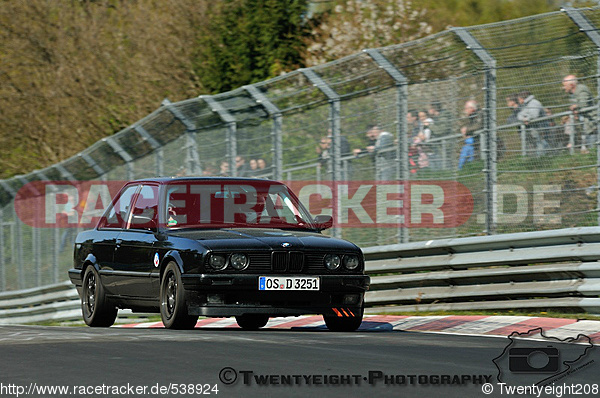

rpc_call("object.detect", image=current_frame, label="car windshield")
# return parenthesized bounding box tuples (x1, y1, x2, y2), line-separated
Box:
(164, 180, 316, 230)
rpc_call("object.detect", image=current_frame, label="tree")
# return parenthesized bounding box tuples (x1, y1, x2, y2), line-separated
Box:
(305, 0, 433, 66)
(304, 0, 591, 66)
(194, 0, 310, 93)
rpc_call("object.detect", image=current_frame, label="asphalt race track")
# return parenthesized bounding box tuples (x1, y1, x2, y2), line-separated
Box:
(0, 323, 598, 397)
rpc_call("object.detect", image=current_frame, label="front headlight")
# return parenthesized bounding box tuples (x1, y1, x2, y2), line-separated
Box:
(208, 254, 227, 271)
(343, 255, 360, 270)
(324, 254, 341, 270)
(230, 253, 249, 270)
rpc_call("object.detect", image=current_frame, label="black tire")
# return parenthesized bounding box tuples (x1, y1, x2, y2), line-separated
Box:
(81, 266, 117, 327)
(160, 262, 197, 330)
(235, 314, 269, 330)
(323, 309, 363, 332)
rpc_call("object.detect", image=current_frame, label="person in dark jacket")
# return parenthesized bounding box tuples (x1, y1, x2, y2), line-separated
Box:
(461, 100, 482, 158)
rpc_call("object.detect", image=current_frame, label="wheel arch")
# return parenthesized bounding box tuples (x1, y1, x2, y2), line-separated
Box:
(80, 254, 100, 276)
(159, 250, 184, 281)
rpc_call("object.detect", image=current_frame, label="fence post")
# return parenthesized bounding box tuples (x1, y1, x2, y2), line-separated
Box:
(301, 69, 341, 182)
(243, 84, 283, 181)
(162, 98, 201, 175)
(365, 49, 409, 243)
(3, 178, 25, 289)
(301, 68, 342, 239)
(454, 28, 498, 235)
(15, 207, 23, 289)
(201, 95, 237, 177)
(10, 213, 16, 289)
(36, 171, 60, 283)
(18, 176, 42, 286)
(564, 8, 600, 226)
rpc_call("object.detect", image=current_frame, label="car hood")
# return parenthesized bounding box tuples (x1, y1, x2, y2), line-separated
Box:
(167, 228, 360, 252)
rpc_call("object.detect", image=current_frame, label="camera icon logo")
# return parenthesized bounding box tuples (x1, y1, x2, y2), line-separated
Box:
(493, 327, 595, 386)
(508, 346, 559, 373)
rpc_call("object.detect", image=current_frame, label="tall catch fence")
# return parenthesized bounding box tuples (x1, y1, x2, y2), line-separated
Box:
(1, 7, 600, 292)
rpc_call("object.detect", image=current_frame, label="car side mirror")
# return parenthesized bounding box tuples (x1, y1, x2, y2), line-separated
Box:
(313, 215, 333, 231)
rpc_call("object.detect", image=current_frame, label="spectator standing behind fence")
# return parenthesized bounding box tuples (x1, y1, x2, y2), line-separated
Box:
(353, 124, 394, 180)
(248, 159, 259, 176)
(416, 111, 434, 168)
(235, 155, 250, 177)
(561, 115, 576, 151)
(517, 90, 550, 157)
(562, 75, 597, 154)
(257, 158, 267, 174)
(544, 108, 563, 150)
(316, 133, 351, 180)
(428, 101, 453, 168)
(461, 100, 482, 157)
(406, 110, 420, 139)
(417, 111, 434, 142)
(428, 102, 452, 137)
(219, 160, 230, 176)
(506, 94, 521, 125)
(501, 94, 524, 159)
(458, 124, 474, 170)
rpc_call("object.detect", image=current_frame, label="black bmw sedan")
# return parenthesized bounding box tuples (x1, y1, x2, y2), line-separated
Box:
(68, 178, 370, 331)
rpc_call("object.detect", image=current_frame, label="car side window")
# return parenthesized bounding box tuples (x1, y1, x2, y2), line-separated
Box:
(128, 185, 159, 231)
(98, 185, 139, 229)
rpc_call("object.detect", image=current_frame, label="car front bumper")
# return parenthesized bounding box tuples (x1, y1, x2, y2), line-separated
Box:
(181, 273, 369, 317)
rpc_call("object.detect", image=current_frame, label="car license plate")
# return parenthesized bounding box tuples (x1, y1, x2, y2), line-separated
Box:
(259, 276, 320, 291)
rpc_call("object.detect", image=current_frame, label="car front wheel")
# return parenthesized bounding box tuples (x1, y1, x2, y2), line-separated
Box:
(160, 262, 198, 330)
(81, 266, 117, 327)
(323, 309, 363, 332)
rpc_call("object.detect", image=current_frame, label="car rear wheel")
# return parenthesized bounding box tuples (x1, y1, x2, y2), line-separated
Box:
(323, 309, 363, 332)
(81, 266, 117, 327)
(235, 314, 269, 330)
(160, 262, 198, 330)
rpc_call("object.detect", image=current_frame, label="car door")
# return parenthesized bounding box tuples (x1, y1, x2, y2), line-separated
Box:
(112, 184, 160, 299)
(95, 184, 140, 296)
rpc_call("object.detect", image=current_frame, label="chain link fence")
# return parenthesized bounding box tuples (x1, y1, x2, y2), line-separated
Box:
(1, 7, 600, 291)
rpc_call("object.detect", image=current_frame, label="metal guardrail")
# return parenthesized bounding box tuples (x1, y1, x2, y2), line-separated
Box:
(0, 281, 154, 325)
(364, 227, 600, 314)
(1, 227, 600, 324)
(0, 281, 80, 325)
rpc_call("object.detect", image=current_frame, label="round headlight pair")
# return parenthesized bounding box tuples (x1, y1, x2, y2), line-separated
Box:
(208, 253, 249, 271)
(324, 254, 360, 271)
